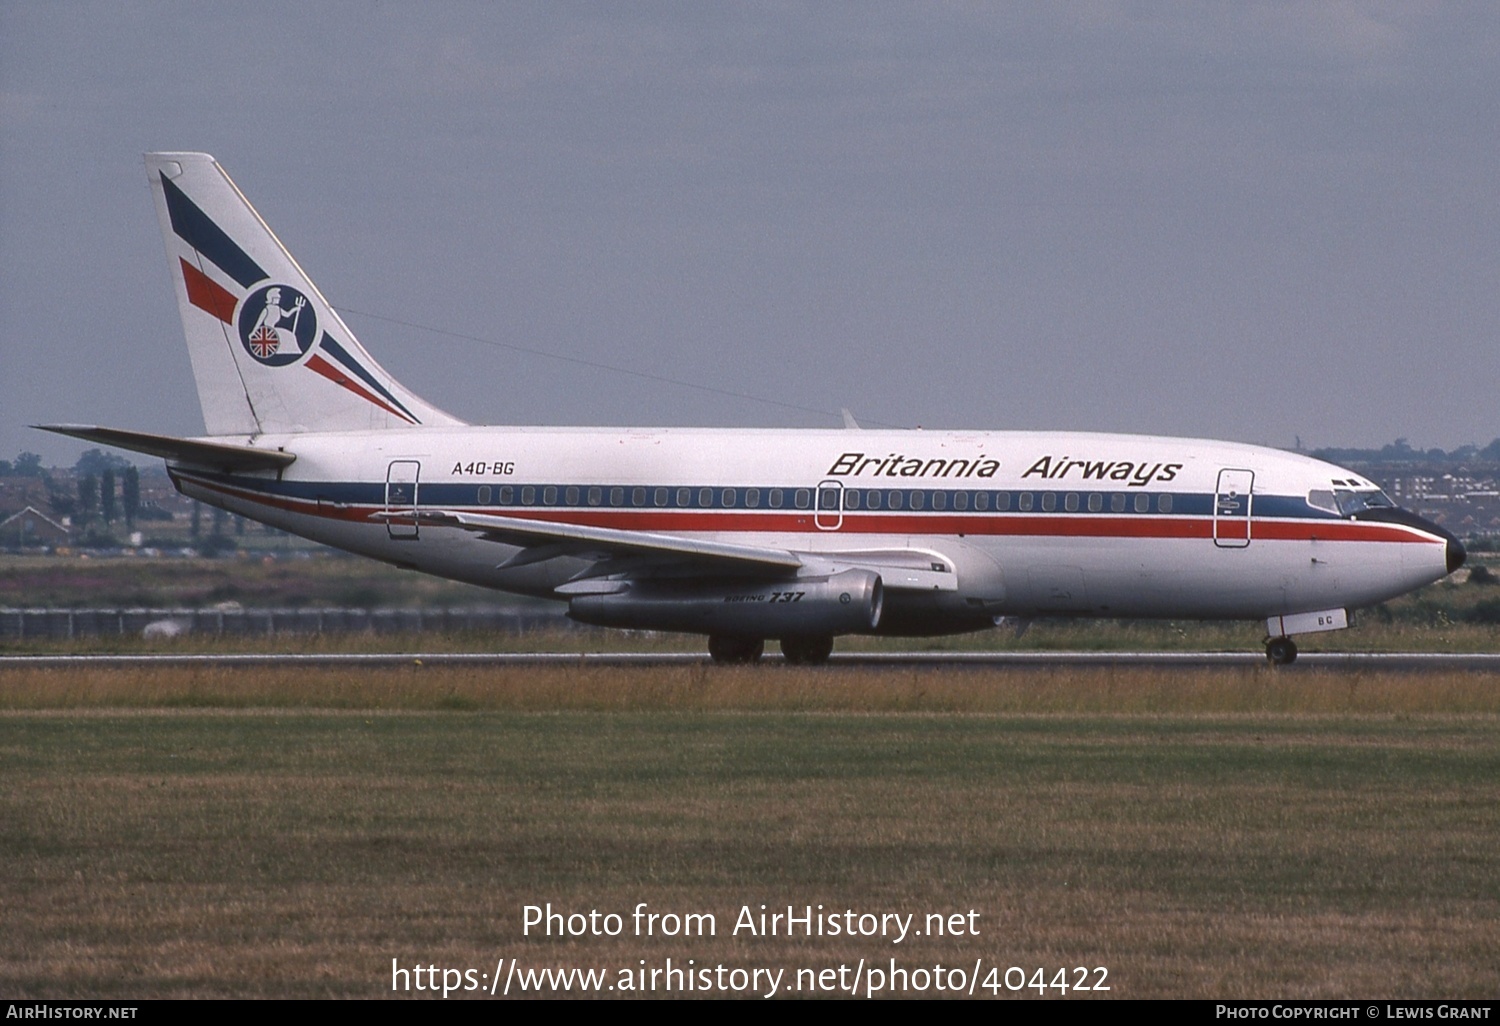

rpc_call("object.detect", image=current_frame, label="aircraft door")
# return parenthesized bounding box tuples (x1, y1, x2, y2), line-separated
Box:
(1214, 468, 1254, 548)
(386, 460, 420, 539)
(815, 480, 844, 531)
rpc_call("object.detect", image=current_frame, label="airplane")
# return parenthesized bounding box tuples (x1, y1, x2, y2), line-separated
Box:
(39, 151, 1465, 665)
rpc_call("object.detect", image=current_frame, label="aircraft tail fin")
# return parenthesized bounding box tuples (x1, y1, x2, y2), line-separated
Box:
(145, 152, 465, 437)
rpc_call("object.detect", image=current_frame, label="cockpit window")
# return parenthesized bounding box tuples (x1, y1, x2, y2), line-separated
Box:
(1309, 488, 1396, 516)
(1307, 489, 1338, 514)
(1333, 488, 1396, 516)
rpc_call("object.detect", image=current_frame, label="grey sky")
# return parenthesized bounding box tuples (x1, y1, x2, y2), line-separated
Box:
(3, 2, 1498, 465)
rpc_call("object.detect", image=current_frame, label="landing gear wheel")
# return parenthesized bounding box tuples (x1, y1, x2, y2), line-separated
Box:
(708, 636, 764, 665)
(1266, 637, 1298, 665)
(781, 636, 835, 666)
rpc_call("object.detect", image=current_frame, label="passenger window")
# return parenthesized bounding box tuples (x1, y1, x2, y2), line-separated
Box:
(699, 488, 712, 507)
(974, 492, 989, 511)
(795, 489, 811, 509)
(1158, 494, 1173, 513)
(1064, 493, 1079, 512)
(932, 491, 947, 511)
(543, 486, 558, 504)
(954, 492, 968, 511)
(632, 487, 646, 506)
(676, 488, 691, 507)
(499, 486, 513, 504)
(1018, 493, 1033, 512)
(1088, 493, 1102, 512)
(1110, 494, 1126, 513)
(587, 487, 601, 506)
(746, 488, 760, 508)
(722, 488, 737, 508)
(564, 486, 579, 505)
(477, 485, 491, 504)
(769, 489, 784, 509)
(654, 488, 668, 507)
(610, 487, 624, 506)
(845, 490, 861, 510)
(867, 490, 882, 510)
(1134, 493, 1150, 513)
(888, 491, 903, 510)
(521, 486, 536, 505)
(910, 491, 925, 510)
(997, 492, 1011, 511)
(1041, 493, 1056, 512)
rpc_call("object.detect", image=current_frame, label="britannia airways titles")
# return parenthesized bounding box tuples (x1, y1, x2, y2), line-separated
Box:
(828, 452, 1183, 488)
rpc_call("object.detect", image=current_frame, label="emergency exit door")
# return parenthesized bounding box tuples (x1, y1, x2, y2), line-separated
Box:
(386, 461, 420, 539)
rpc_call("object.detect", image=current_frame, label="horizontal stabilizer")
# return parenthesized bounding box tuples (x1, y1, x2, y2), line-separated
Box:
(35, 425, 295, 472)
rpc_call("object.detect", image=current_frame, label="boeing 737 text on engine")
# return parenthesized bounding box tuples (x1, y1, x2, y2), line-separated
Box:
(40, 153, 1464, 664)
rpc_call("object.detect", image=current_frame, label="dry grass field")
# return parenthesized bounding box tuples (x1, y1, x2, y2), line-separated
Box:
(2, 662, 1498, 999)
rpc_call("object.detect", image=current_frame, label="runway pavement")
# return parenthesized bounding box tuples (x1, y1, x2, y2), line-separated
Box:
(3, 651, 1500, 670)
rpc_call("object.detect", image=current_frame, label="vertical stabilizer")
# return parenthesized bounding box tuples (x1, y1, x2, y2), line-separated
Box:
(146, 152, 464, 436)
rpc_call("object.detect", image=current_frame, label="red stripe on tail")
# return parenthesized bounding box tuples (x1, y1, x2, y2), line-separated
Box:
(304, 354, 417, 422)
(180, 258, 238, 324)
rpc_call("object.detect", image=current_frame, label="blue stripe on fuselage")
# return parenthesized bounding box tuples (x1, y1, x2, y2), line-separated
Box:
(173, 470, 1340, 522)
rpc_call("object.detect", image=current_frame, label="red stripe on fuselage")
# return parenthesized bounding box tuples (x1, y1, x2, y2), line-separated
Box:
(173, 473, 1443, 546)
(304, 354, 417, 423)
(180, 258, 237, 324)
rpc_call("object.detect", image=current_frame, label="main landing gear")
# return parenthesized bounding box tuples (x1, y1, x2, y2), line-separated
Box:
(706, 635, 835, 665)
(1265, 636, 1298, 665)
(780, 636, 834, 666)
(707, 635, 764, 664)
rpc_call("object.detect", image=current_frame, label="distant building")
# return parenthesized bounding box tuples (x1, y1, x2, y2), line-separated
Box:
(0, 476, 52, 517)
(0, 506, 71, 548)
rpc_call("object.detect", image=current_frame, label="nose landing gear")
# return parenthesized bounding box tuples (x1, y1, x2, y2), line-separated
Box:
(1265, 636, 1298, 665)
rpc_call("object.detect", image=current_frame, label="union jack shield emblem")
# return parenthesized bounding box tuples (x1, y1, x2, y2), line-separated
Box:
(237, 283, 315, 367)
(248, 324, 280, 359)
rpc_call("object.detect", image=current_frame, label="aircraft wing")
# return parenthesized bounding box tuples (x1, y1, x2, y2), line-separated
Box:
(395, 509, 957, 590)
(36, 425, 296, 473)
(394, 509, 805, 576)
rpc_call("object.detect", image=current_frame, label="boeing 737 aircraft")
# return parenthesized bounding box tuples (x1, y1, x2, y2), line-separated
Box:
(40, 152, 1464, 664)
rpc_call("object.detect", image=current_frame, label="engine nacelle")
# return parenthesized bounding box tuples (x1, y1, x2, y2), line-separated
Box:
(568, 569, 884, 637)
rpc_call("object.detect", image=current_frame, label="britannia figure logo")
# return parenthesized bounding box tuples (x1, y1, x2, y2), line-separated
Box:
(237, 284, 317, 366)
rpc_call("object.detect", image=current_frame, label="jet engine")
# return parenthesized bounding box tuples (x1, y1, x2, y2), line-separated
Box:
(568, 569, 883, 637)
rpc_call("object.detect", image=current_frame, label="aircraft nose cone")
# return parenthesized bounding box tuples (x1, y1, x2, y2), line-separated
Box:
(1350, 505, 1465, 576)
(1448, 536, 1467, 575)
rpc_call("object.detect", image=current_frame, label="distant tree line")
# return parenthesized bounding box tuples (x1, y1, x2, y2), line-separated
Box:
(1310, 437, 1500, 466)
(16, 449, 145, 537)
(0, 452, 46, 477)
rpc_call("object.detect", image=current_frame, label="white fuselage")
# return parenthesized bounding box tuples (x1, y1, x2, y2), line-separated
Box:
(169, 426, 1455, 635)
